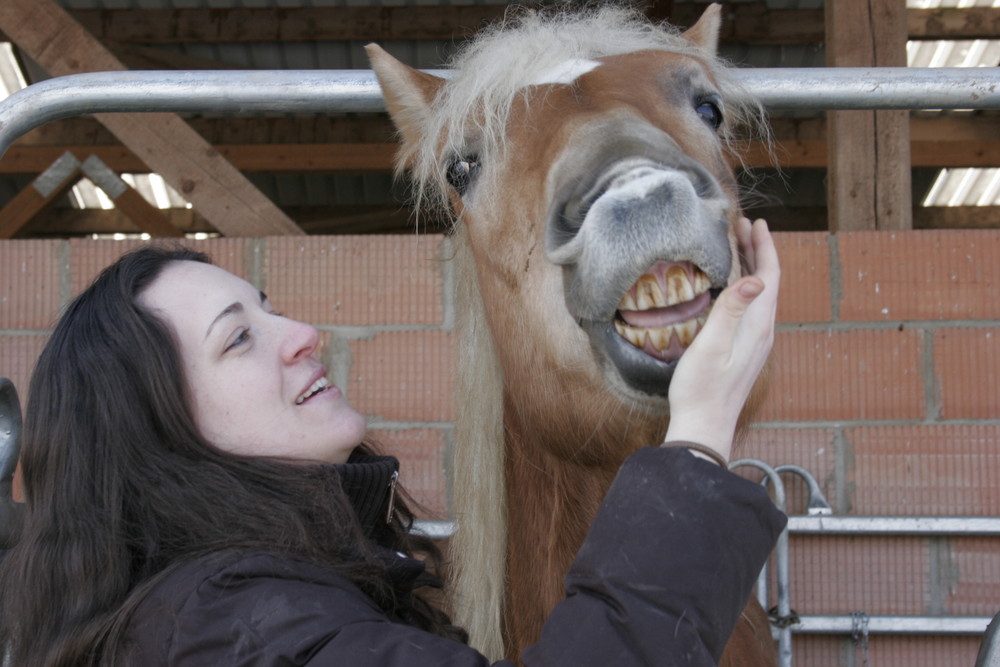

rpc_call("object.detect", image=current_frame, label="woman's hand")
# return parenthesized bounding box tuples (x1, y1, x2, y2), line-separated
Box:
(662, 217, 780, 462)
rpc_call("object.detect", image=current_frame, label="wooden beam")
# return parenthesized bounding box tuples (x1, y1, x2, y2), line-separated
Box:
(20, 205, 452, 238)
(826, 0, 911, 232)
(21, 202, 996, 238)
(14, 117, 397, 147)
(1, 5, 994, 46)
(3, 137, 999, 175)
(0, 152, 80, 239)
(0, 0, 302, 237)
(908, 7, 1000, 40)
(0, 144, 397, 175)
(77, 155, 182, 237)
(745, 205, 1000, 232)
(23, 207, 212, 237)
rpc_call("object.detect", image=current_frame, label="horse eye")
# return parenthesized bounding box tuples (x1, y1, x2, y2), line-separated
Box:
(446, 155, 481, 196)
(695, 100, 723, 130)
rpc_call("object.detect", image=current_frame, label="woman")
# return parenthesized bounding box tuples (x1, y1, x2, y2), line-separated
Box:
(0, 218, 783, 666)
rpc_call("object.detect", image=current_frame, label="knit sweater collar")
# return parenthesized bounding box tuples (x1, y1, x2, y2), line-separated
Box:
(332, 451, 400, 533)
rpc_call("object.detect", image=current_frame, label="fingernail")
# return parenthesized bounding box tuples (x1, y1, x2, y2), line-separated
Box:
(738, 279, 764, 298)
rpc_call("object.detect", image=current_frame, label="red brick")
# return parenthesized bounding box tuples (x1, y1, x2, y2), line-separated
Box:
(934, 327, 1000, 420)
(773, 232, 831, 323)
(735, 428, 837, 516)
(786, 535, 930, 615)
(783, 637, 843, 667)
(846, 425, 1000, 516)
(69, 238, 252, 297)
(944, 537, 1000, 616)
(265, 235, 445, 326)
(0, 334, 48, 400)
(758, 329, 924, 422)
(836, 636, 980, 667)
(0, 240, 62, 329)
(348, 330, 455, 422)
(367, 428, 448, 518)
(839, 229, 1000, 321)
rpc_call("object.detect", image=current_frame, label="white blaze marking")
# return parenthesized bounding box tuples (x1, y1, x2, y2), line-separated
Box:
(531, 59, 602, 85)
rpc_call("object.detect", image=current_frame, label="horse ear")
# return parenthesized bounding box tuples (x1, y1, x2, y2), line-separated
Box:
(681, 2, 722, 55)
(366, 43, 446, 151)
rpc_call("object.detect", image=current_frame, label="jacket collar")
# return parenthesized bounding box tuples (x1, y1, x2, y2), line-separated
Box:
(332, 451, 400, 534)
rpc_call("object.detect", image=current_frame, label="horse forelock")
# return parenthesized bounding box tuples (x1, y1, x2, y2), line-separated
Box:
(405, 4, 766, 223)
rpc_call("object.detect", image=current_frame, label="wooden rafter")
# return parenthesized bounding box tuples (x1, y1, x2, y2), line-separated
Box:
(0, 5, 995, 45)
(0, 151, 181, 238)
(4, 113, 1000, 174)
(0, 0, 303, 237)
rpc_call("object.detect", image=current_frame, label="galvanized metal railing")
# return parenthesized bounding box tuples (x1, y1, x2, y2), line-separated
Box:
(1, 67, 1000, 157)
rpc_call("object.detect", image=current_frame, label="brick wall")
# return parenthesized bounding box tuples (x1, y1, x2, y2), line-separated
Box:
(1, 230, 997, 665)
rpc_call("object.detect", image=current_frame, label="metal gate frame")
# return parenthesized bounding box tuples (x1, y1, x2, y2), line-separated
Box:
(1, 67, 1000, 155)
(2, 66, 1000, 666)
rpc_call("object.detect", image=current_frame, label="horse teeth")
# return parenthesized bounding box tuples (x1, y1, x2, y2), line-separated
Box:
(613, 320, 643, 347)
(666, 266, 695, 305)
(694, 270, 710, 294)
(649, 326, 670, 351)
(615, 319, 706, 353)
(618, 291, 638, 311)
(676, 319, 698, 347)
(635, 274, 663, 310)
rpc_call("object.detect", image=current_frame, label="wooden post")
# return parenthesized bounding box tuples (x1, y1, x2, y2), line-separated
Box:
(825, 0, 912, 232)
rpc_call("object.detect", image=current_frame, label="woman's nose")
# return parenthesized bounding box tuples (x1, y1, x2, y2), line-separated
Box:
(279, 317, 320, 363)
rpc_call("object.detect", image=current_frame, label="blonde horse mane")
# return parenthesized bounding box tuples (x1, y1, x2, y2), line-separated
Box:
(449, 222, 507, 659)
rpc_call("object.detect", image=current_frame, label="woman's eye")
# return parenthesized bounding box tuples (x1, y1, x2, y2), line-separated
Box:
(226, 328, 251, 351)
(695, 100, 723, 130)
(445, 155, 481, 196)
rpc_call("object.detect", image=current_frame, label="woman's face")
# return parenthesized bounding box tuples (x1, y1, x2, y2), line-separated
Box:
(138, 260, 366, 464)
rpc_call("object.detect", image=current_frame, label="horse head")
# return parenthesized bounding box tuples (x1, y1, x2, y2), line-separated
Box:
(369, 4, 758, 445)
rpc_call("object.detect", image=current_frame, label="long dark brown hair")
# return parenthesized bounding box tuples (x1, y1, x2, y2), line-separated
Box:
(0, 245, 464, 666)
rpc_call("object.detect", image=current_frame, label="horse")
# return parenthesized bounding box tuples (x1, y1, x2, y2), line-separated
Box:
(368, 4, 776, 665)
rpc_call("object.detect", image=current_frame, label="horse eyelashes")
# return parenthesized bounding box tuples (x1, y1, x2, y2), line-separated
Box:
(446, 155, 481, 196)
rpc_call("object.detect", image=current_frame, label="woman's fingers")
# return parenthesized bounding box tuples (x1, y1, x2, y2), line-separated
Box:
(661, 218, 780, 454)
(735, 216, 755, 275)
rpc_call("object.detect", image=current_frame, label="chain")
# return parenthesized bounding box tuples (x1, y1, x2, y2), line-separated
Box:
(850, 611, 871, 667)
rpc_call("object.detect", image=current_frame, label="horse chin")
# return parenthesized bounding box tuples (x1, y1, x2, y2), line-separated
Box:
(583, 319, 681, 411)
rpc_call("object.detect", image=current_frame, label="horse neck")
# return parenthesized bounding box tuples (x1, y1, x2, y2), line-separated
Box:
(499, 397, 639, 657)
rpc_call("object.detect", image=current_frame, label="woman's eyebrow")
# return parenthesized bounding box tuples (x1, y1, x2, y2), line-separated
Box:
(205, 302, 244, 340)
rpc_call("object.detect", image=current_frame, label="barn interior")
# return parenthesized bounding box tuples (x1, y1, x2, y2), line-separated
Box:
(0, 0, 997, 240)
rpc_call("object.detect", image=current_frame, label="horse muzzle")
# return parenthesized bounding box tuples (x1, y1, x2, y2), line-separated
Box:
(548, 158, 735, 403)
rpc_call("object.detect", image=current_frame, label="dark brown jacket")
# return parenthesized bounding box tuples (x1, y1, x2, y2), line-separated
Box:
(121, 447, 786, 666)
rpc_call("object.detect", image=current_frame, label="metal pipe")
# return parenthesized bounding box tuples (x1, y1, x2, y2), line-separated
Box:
(771, 464, 832, 516)
(731, 458, 793, 667)
(787, 515, 1000, 535)
(1, 67, 1000, 157)
(794, 614, 993, 635)
(415, 516, 1000, 541)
